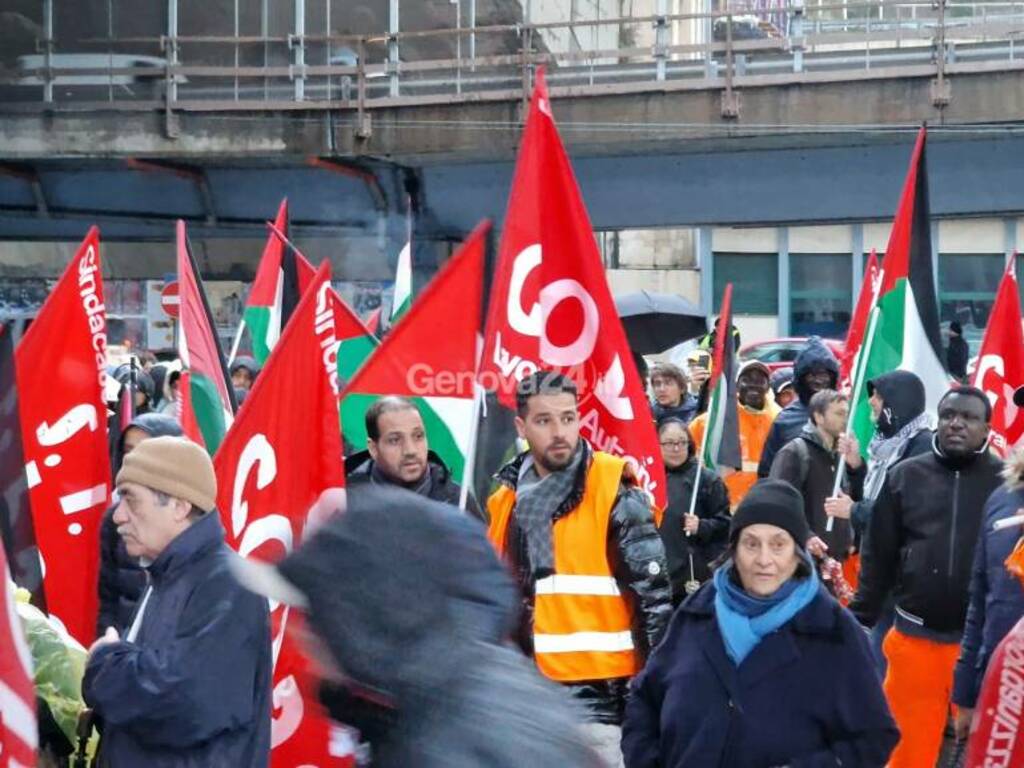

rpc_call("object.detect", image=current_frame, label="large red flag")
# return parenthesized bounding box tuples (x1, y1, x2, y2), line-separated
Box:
(15, 228, 110, 644)
(839, 249, 881, 390)
(966, 614, 1024, 766)
(0, 535, 37, 767)
(973, 255, 1024, 457)
(214, 261, 349, 767)
(479, 69, 665, 507)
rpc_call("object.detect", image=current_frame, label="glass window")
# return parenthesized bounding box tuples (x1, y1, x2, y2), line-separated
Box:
(939, 253, 1003, 355)
(790, 253, 852, 338)
(713, 253, 778, 315)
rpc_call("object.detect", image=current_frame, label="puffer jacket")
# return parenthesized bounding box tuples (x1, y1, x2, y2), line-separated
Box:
(345, 449, 484, 520)
(96, 413, 183, 638)
(851, 440, 1004, 639)
(952, 453, 1024, 708)
(490, 442, 673, 724)
(757, 337, 839, 477)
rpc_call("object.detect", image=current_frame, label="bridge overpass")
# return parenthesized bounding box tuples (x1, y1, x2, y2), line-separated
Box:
(1, 1, 1024, 250)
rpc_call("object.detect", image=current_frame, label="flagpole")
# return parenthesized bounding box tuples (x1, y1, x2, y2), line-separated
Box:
(227, 319, 245, 365)
(686, 414, 710, 536)
(459, 382, 484, 512)
(828, 304, 881, 532)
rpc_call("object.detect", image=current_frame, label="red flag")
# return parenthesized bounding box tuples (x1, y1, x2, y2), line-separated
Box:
(840, 249, 881, 390)
(479, 69, 665, 507)
(966, 615, 1024, 766)
(214, 261, 349, 767)
(15, 227, 110, 644)
(0, 537, 37, 767)
(973, 255, 1024, 457)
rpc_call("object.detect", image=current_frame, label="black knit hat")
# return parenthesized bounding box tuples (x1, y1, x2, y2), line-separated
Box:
(730, 479, 811, 549)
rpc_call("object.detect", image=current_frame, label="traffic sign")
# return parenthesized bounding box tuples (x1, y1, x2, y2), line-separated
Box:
(161, 280, 180, 318)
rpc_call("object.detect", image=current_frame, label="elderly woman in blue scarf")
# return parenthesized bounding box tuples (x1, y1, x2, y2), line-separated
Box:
(622, 480, 898, 768)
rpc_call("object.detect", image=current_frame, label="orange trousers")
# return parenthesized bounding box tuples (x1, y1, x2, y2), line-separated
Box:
(881, 628, 960, 768)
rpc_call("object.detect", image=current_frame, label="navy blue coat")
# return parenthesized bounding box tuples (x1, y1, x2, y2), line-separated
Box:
(83, 512, 272, 768)
(757, 338, 839, 477)
(623, 581, 898, 768)
(952, 484, 1024, 708)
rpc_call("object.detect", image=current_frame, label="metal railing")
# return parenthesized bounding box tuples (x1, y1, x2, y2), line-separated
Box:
(2, 0, 1023, 126)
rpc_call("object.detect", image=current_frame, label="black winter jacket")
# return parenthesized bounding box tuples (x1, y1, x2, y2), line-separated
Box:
(757, 337, 839, 477)
(491, 443, 672, 725)
(850, 442, 1004, 639)
(659, 459, 730, 603)
(769, 424, 864, 558)
(84, 512, 272, 768)
(345, 449, 483, 520)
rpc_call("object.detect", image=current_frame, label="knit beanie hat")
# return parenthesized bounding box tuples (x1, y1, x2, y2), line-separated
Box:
(115, 435, 217, 513)
(729, 479, 811, 549)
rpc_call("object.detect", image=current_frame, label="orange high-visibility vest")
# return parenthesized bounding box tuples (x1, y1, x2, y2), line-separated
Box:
(487, 452, 646, 682)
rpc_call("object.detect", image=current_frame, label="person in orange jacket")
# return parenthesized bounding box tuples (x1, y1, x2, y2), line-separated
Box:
(690, 360, 778, 509)
(487, 370, 671, 768)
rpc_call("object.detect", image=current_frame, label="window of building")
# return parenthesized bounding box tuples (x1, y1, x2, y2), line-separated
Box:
(713, 252, 778, 314)
(938, 253, 1004, 355)
(790, 253, 852, 338)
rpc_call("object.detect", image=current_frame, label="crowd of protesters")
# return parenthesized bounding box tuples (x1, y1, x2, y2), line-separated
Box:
(19, 329, 1024, 768)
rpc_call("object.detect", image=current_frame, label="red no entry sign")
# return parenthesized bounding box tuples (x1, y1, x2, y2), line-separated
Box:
(161, 280, 180, 318)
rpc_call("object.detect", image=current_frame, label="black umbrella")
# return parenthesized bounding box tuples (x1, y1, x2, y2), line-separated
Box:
(615, 290, 708, 354)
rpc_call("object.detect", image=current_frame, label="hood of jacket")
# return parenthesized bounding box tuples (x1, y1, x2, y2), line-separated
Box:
(1003, 448, 1024, 490)
(793, 337, 839, 405)
(867, 370, 926, 438)
(798, 421, 835, 455)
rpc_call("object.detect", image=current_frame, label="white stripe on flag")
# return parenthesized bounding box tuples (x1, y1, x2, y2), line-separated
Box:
(533, 630, 635, 654)
(0, 681, 38, 751)
(534, 575, 622, 596)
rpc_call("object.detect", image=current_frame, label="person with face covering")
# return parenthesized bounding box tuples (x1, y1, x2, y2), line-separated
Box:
(769, 390, 864, 563)
(622, 480, 898, 768)
(487, 370, 671, 768)
(830, 370, 933, 673)
(757, 337, 840, 477)
(655, 418, 731, 606)
(850, 387, 1003, 768)
(690, 361, 778, 508)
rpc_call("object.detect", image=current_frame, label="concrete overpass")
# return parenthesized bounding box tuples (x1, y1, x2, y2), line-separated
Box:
(2, 1, 1024, 251)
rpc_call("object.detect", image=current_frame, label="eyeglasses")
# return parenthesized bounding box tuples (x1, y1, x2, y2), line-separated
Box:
(659, 440, 689, 450)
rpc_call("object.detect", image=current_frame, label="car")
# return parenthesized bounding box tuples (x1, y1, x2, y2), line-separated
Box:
(738, 337, 845, 374)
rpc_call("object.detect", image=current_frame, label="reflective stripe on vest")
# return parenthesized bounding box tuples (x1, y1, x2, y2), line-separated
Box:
(487, 451, 644, 682)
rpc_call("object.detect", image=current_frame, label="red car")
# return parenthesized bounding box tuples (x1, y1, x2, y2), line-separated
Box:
(738, 337, 846, 374)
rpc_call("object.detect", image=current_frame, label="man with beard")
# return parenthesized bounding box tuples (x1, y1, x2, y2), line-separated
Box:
(345, 396, 482, 518)
(850, 388, 1003, 768)
(487, 371, 671, 768)
(690, 360, 778, 508)
(757, 337, 839, 477)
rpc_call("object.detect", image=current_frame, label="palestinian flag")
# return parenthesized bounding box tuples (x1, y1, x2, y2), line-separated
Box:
(850, 127, 949, 451)
(390, 240, 412, 323)
(234, 199, 315, 365)
(699, 283, 742, 472)
(176, 220, 237, 455)
(341, 222, 488, 491)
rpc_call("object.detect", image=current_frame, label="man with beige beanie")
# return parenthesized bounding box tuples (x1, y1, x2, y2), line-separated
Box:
(82, 436, 272, 767)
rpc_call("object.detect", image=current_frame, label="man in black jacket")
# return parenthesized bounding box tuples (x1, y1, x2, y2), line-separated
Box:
(345, 396, 482, 518)
(769, 389, 864, 561)
(486, 371, 671, 768)
(946, 320, 970, 381)
(850, 387, 1002, 768)
(757, 337, 840, 476)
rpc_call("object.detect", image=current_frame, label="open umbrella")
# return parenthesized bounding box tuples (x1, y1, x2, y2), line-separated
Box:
(615, 290, 707, 354)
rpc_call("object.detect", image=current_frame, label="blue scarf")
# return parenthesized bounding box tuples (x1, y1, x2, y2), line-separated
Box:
(713, 556, 819, 665)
